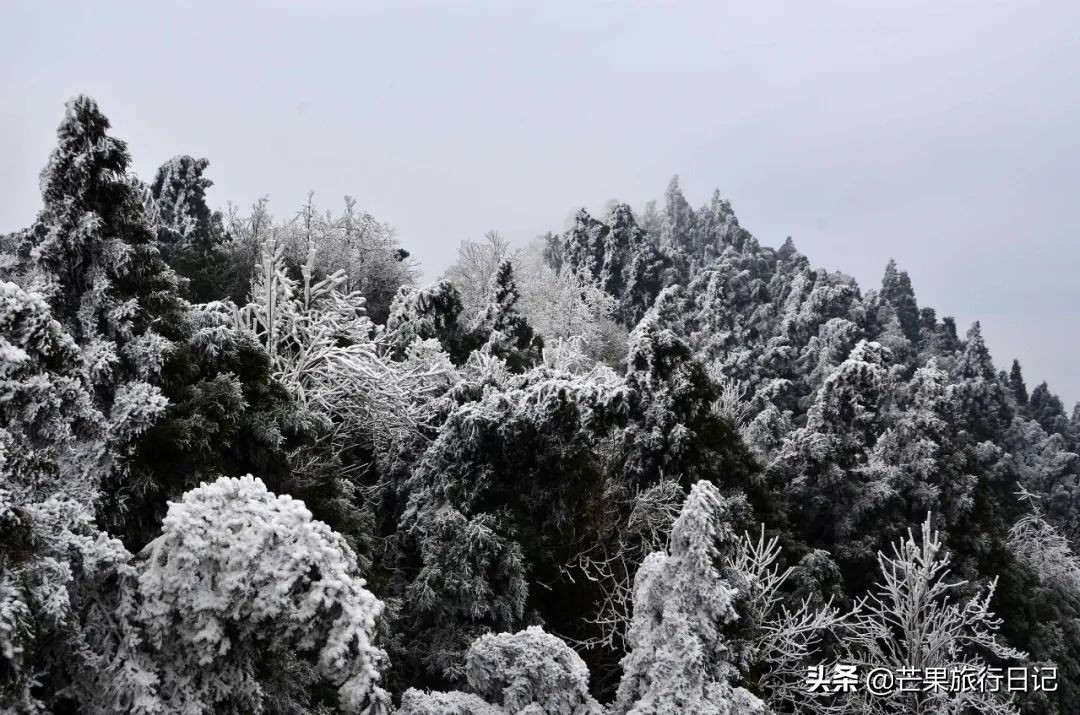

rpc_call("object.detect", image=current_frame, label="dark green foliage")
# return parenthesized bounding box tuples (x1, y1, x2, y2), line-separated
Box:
(386, 280, 485, 364)
(149, 155, 230, 303)
(1011, 359, 1030, 406)
(388, 369, 631, 685)
(554, 205, 670, 326)
(22, 95, 189, 375)
(1030, 381, 1072, 439)
(880, 259, 921, 343)
(474, 261, 543, 371)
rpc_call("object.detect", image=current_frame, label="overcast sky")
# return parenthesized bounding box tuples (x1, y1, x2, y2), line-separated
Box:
(2, 1, 1078, 402)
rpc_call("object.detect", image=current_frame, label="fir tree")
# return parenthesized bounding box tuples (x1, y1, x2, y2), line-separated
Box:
(1010, 359, 1029, 406)
(474, 260, 543, 372)
(612, 481, 763, 715)
(149, 155, 227, 302)
(880, 259, 920, 343)
(1030, 381, 1071, 438)
(20, 95, 186, 405)
(950, 322, 1012, 440)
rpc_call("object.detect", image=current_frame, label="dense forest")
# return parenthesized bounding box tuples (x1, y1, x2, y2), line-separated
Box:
(1, 96, 1078, 714)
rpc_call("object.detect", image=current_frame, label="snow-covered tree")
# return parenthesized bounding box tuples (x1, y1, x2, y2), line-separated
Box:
(465, 626, 603, 714)
(868, 360, 979, 541)
(1009, 489, 1080, 592)
(1029, 381, 1071, 439)
(444, 231, 521, 324)
(472, 261, 543, 371)
(829, 515, 1025, 715)
(0, 280, 143, 712)
(880, 259, 920, 343)
(235, 237, 437, 452)
(18, 96, 184, 406)
(613, 481, 764, 715)
(398, 689, 504, 715)
(5, 96, 261, 545)
(617, 287, 757, 492)
(275, 194, 418, 324)
(398, 626, 600, 715)
(772, 341, 894, 572)
(386, 280, 483, 364)
(518, 254, 626, 367)
(393, 362, 630, 682)
(148, 155, 227, 302)
(137, 475, 388, 713)
(1009, 359, 1029, 406)
(949, 322, 1012, 440)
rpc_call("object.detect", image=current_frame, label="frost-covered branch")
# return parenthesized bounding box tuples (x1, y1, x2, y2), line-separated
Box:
(1008, 487, 1080, 591)
(231, 237, 452, 462)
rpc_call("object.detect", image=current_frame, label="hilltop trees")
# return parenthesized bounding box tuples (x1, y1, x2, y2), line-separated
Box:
(5, 96, 1080, 714)
(880, 259, 920, 343)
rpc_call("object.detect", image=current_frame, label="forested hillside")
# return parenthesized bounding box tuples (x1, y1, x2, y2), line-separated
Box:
(2, 96, 1078, 714)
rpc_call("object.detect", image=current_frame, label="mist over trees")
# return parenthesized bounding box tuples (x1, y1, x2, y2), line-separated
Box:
(2, 96, 1079, 714)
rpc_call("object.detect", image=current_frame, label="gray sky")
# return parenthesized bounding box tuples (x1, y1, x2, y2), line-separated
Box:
(3, 1, 1079, 403)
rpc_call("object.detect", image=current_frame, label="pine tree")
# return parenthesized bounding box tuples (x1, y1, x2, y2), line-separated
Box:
(149, 155, 227, 302)
(880, 259, 920, 343)
(950, 322, 1012, 440)
(392, 364, 630, 685)
(1030, 382, 1070, 438)
(18, 96, 185, 401)
(386, 280, 483, 364)
(555, 205, 668, 327)
(619, 287, 756, 492)
(561, 209, 608, 287)
(658, 175, 696, 260)
(0, 280, 161, 713)
(612, 481, 763, 715)
(1010, 359, 1029, 406)
(695, 191, 756, 261)
(611, 203, 668, 326)
(11, 97, 194, 535)
(474, 261, 543, 371)
(773, 341, 894, 576)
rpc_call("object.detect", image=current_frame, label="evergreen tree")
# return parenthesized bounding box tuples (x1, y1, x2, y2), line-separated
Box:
(19, 95, 186, 406)
(137, 475, 388, 713)
(772, 341, 893, 579)
(657, 175, 696, 262)
(611, 203, 668, 326)
(950, 322, 1012, 441)
(386, 280, 483, 364)
(1030, 381, 1071, 438)
(0, 280, 136, 712)
(1010, 358, 1029, 406)
(612, 481, 763, 715)
(880, 259, 920, 343)
(149, 155, 227, 302)
(11, 97, 191, 536)
(474, 261, 543, 372)
(391, 366, 629, 686)
(555, 205, 668, 327)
